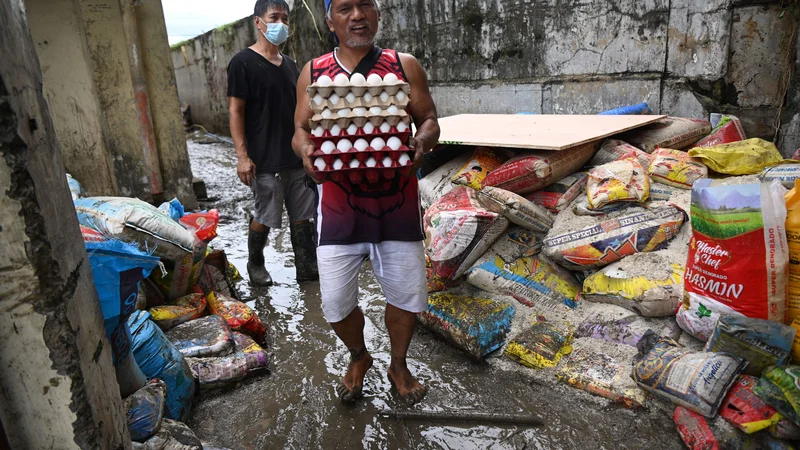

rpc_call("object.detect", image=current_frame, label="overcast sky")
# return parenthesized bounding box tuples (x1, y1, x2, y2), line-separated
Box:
(164, 0, 256, 44)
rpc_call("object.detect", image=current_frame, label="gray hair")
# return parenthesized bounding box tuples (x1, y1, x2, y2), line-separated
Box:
(326, 0, 380, 20)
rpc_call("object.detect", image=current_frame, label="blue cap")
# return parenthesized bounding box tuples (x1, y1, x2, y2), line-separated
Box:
(324, 0, 332, 12)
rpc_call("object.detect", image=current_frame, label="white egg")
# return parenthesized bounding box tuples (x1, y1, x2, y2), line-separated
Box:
(387, 105, 400, 115)
(330, 124, 342, 136)
(334, 73, 349, 86)
(313, 94, 324, 106)
(379, 91, 390, 103)
(396, 90, 407, 102)
(397, 122, 409, 132)
(387, 136, 402, 151)
(349, 159, 361, 169)
(329, 93, 341, 105)
(365, 157, 377, 168)
(338, 108, 352, 117)
(350, 73, 367, 86)
(383, 73, 399, 84)
(314, 157, 327, 171)
(312, 125, 325, 137)
(321, 108, 333, 119)
(379, 121, 392, 133)
(345, 92, 356, 104)
(354, 139, 369, 152)
(337, 139, 353, 152)
(353, 107, 367, 116)
(321, 141, 336, 154)
(317, 75, 332, 87)
(363, 92, 373, 103)
(333, 158, 344, 170)
(367, 73, 382, 86)
(369, 106, 382, 115)
(370, 137, 386, 150)
(398, 153, 411, 166)
(363, 122, 375, 134)
(382, 156, 393, 168)
(346, 123, 359, 135)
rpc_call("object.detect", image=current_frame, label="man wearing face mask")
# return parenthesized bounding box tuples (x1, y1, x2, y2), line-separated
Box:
(227, 0, 318, 287)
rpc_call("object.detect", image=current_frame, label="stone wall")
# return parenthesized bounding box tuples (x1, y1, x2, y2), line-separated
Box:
(172, 0, 799, 156)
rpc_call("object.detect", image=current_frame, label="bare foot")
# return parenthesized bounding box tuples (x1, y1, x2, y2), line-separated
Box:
(336, 349, 373, 403)
(387, 358, 428, 406)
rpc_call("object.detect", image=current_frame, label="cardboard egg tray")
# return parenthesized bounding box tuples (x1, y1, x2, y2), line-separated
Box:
(307, 81, 410, 101)
(310, 131, 412, 155)
(310, 88, 410, 113)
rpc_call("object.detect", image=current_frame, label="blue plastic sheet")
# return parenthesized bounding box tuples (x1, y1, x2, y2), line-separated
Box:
(128, 311, 196, 422)
(598, 102, 652, 116)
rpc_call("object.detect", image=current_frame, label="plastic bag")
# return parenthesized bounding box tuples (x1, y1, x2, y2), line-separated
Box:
(647, 148, 708, 189)
(465, 254, 581, 309)
(632, 332, 745, 417)
(586, 158, 650, 209)
(505, 321, 573, 369)
(158, 198, 185, 222)
(476, 186, 554, 233)
(74, 197, 195, 260)
(694, 115, 746, 148)
(424, 186, 509, 281)
(196, 250, 238, 299)
(754, 374, 800, 426)
(762, 367, 800, 422)
(165, 315, 234, 358)
(132, 419, 202, 450)
(719, 375, 781, 434)
(482, 142, 596, 195)
(417, 292, 515, 360)
(525, 172, 587, 213)
(125, 379, 166, 442)
(206, 292, 267, 345)
(556, 344, 646, 409)
(66, 173, 86, 200)
(760, 164, 800, 189)
(673, 406, 755, 450)
(232, 332, 270, 376)
(615, 117, 711, 153)
(687, 138, 789, 175)
(704, 315, 795, 377)
(148, 293, 207, 331)
(180, 210, 219, 243)
(677, 180, 789, 341)
(543, 204, 686, 270)
(128, 311, 196, 422)
(419, 152, 472, 209)
(588, 139, 653, 170)
(451, 147, 507, 189)
(583, 255, 684, 317)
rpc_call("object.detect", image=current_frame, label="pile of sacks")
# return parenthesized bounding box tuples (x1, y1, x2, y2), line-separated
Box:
(69, 181, 268, 448)
(418, 115, 800, 448)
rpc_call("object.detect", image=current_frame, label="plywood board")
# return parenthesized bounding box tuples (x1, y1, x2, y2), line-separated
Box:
(437, 114, 666, 151)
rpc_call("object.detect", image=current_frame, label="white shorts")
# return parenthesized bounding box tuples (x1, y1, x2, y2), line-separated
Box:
(316, 241, 428, 323)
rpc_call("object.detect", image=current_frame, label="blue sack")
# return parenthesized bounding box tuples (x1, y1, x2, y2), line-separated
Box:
(128, 311, 196, 422)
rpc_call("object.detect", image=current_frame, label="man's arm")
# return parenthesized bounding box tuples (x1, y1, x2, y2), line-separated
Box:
(399, 53, 440, 169)
(229, 97, 256, 186)
(292, 62, 322, 182)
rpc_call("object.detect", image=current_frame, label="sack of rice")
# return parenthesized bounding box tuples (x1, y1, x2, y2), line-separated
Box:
(419, 151, 472, 209)
(525, 172, 587, 213)
(451, 146, 507, 189)
(586, 158, 650, 209)
(614, 117, 711, 153)
(476, 186, 553, 233)
(505, 320, 573, 369)
(587, 139, 652, 169)
(647, 148, 708, 190)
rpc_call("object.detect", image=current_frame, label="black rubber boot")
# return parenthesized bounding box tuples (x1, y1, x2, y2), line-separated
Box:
(247, 225, 273, 287)
(290, 221, 319, 282)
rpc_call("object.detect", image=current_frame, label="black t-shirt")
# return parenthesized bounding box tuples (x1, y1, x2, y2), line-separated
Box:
(227, 49, 302, 173)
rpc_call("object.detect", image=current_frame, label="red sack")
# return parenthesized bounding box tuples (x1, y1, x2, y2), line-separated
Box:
(206, 292, 266, 345)
(180, 209, 219, 243)
(719, 375, 781, 434)
(694, 116, 746, 148)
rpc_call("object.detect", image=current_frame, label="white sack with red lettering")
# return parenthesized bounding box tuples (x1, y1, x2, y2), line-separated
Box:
(676, 179, 789, 341)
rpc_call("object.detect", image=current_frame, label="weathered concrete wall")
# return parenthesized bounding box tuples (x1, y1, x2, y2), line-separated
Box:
(0, 0, 130, 448)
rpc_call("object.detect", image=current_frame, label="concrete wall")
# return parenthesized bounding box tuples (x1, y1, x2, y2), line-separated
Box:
(173, 0, 799, 156)
(26, 0, 198, 207)
(0, 0, 130, 448)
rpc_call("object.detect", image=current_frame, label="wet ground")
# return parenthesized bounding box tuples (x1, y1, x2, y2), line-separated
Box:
(185, 135, 684, 449)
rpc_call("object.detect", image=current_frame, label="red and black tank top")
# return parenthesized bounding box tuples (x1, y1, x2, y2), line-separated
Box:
(311, 47, 424, 246)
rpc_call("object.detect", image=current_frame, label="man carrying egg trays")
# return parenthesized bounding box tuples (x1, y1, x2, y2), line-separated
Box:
(307, 72, 414, 183)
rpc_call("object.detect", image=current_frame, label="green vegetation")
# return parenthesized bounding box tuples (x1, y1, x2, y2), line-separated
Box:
(216, 19, 244, 51)
(170, 40, 189, 51)
(690, 206, 763, 239)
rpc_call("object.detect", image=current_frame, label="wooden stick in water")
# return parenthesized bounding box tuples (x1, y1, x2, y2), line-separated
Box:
(378, 409, 543, 426)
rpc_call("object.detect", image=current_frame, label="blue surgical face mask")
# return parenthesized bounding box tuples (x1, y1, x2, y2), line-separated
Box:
(258, 18, 289, 46)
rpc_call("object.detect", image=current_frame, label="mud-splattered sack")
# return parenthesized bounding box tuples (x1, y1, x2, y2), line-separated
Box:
(719, 375, 781, 434)
(476, 186, 553, 233)
(417, 292, 515, 360)
(694, 115, 746, 148)
(673, 406, 755, 450)
(419, 152, 472, 209)
(505, 321, 573, 369)
(148, 293, 207, 331)
(557, 346, 646, 408)
(482, 142, 596, 195)
(125, 379, 166, 442)
(474, 226, 543, 264)
(424, 186, 509, 281)
(196, 250, 238, 299)
(588, 139, 653, 169)
(525, 173, 587, 213)
(206, 292, 267, 345)
(131, 419, 202, 450)
(451, 147, 507, 189)
(688, 138, 788, 176)
(543, 204, 686, 270)
(677, 180, 789, 342)
(586, 159, 650, 209)
(704, 315, 795, 377)
(647, 148, 708, 189)
(232, 332, 270, 376)
(632, 332, 745, 417)
(754, 374, 800, 426)
(165, 315, 234, 358)
(576, 314, 680, 348)
(615, 117, 711, 153)
(760, 164, 800, 188)
(465, 254, 581, 309)
(770, 417, 800, 440)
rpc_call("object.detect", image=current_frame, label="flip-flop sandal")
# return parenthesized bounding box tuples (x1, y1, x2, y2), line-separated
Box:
(387, 375, 429, 406)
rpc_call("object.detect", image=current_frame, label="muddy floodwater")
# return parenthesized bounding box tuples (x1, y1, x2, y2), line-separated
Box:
(186, 136, 684, 449)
